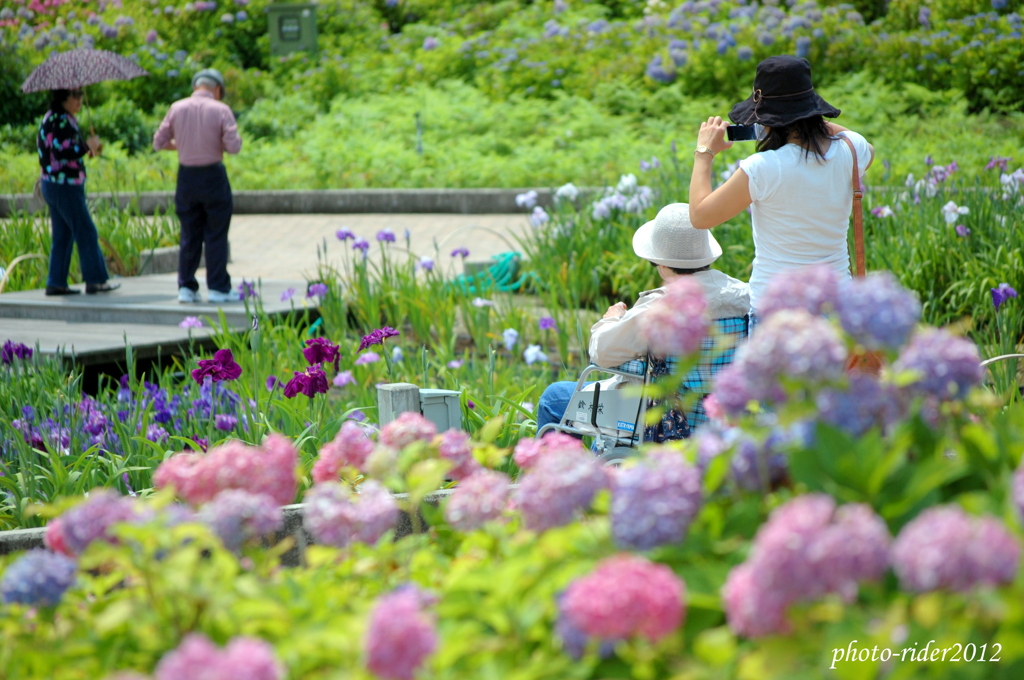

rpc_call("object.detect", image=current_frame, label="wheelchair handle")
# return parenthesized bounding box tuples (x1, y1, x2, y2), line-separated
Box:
(591, 382, 601, 430)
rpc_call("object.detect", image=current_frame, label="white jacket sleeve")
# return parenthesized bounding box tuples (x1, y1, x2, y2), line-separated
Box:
(587, 289, 664, 368)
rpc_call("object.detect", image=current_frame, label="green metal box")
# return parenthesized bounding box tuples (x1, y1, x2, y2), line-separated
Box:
(267, 3, 318, 56)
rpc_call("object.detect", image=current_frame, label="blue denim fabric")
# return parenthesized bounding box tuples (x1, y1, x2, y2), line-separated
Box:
(536, 381, 584, 434)
(41, 180, 109, 287)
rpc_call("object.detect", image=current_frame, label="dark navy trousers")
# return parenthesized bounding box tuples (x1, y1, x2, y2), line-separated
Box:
(175, 162, 232, 294)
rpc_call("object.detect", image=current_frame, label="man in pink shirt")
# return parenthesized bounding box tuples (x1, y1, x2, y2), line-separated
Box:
(153, 68, 243, 303)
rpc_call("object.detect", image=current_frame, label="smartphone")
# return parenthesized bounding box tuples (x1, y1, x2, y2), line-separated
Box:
(726, 124, 764, 142)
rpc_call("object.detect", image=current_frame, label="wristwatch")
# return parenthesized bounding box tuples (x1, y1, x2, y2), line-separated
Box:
(694, 145, 715, 158)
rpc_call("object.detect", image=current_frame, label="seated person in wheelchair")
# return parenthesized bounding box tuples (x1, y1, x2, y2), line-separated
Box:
(535, 202, 750, 439)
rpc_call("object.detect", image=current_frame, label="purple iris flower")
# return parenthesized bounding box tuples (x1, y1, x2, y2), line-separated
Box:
(358, 326, 400, 352)
(539, 316, 557, 331)
(191, 349, 242, 384)
(986, 156, 1011, 172)
(333, 370, 355, 387)
(1, 340, 33, 365)
(377, 229, 396, 243)
(418, 256, 434, 271)
(266, 375, 280, 391)
(280, 287, 296, 302)
(237, 280, 258, 299)
(451, 247, 470, 258)
(283, 364, 330, 398)
(214, 414, 238, 431)
(307, 282, 329, 298)
(336, 227, 355, 240)
(353, 238, 370, 252)
(955, 224, 970, 237)
(992, 283, 1019, 310)
(303, 337, 341, 368)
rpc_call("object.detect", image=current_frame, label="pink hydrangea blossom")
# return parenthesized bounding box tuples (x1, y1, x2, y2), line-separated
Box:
(437, 429, 481, 480)
(563, 555, 685, 642)
(154, 435, 297, 506)
(512, 431, 584, 470)
(154, 633, 283, 680)
(444, 470, 510, 531)
(379, 411, 436, 449)
(639, 276, 709, 357)
(303, 481, 398, 547)
(312, 422, 375, 483)
(514, 448, 607, 531)
(365, 587, 438, 680)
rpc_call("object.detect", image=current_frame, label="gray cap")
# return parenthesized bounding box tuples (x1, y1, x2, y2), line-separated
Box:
(192, 68, 226, 95)
(632, 203, 722, 269)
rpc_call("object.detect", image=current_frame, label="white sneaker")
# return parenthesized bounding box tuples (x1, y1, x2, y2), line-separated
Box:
(178, 287, 201, 303)
(208, 288, 241, 303)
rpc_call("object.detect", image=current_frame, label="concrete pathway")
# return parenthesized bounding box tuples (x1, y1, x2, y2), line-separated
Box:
(223, 213, 531, 281)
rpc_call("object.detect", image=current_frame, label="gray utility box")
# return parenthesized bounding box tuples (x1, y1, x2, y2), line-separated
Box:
(267, 3, 318, 56)
(419, 389, 463, 432)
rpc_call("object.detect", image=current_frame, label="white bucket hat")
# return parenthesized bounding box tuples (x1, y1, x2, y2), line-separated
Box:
(632, 203, 722, 269)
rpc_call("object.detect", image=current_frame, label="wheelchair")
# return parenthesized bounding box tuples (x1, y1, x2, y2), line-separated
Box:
(536, 316, 750, 465)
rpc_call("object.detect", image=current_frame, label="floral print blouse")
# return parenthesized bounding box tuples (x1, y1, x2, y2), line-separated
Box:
(37, 110, 87, 185)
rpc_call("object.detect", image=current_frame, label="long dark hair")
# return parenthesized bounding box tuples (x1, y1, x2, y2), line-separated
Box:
(49, 89, 71, 113)
(756, 115, 833, 161)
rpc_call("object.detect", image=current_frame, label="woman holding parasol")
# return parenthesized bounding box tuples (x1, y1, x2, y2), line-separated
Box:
(22, 48, 148, 295)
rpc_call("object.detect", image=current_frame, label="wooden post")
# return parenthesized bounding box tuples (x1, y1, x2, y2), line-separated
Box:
(378, 382, 421, 425)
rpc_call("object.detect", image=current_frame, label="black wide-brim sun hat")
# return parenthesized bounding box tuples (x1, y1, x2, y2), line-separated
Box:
(728, 56, 840, 128)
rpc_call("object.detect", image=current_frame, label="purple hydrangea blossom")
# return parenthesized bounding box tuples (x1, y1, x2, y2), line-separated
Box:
(893, 329, 983, 401)
(1, 549, 77, 607)
(610, 450, 702, 550)
(303, 481, 399, 547)
(722, 495, 890, 637)
(836, 271, 921, 350)
(816, 375, 906, 437)
(380, 411, 436, 449)
(891, 506, 1020, 592)
(645, 54, 675, 83)
(514, 448, 607, 531)
(422, 36, 439, 50)
(59, 490, 139, 556)
(197, 490, 283, 553)
(444, 470, 510, 531)
(639, 277, 709, 357)
(736, 309, 846, 396)
(758, 265, 841, 319)
(728, 431, 793, 492)
(365, 586, 438, 680)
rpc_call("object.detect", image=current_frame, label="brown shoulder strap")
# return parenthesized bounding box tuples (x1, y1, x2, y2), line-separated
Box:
(838, 135, 866, 277)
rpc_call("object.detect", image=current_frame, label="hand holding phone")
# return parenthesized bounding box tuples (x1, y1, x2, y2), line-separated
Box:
(726, 124, 764, 142)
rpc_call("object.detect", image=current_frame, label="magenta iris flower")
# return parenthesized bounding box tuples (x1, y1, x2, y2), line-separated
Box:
(192, 349, 242, 384)
(992, 283, 1019, 310)
(283, 364, 329, 398)
(358, 326, 400, 352)
(303, 337, 341, 368)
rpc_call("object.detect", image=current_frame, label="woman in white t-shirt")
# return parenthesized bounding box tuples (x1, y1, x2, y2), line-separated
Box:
(687, 56, 874, 320)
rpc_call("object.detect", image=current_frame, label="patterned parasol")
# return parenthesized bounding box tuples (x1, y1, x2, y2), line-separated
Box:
(21, 48, 149, 93)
